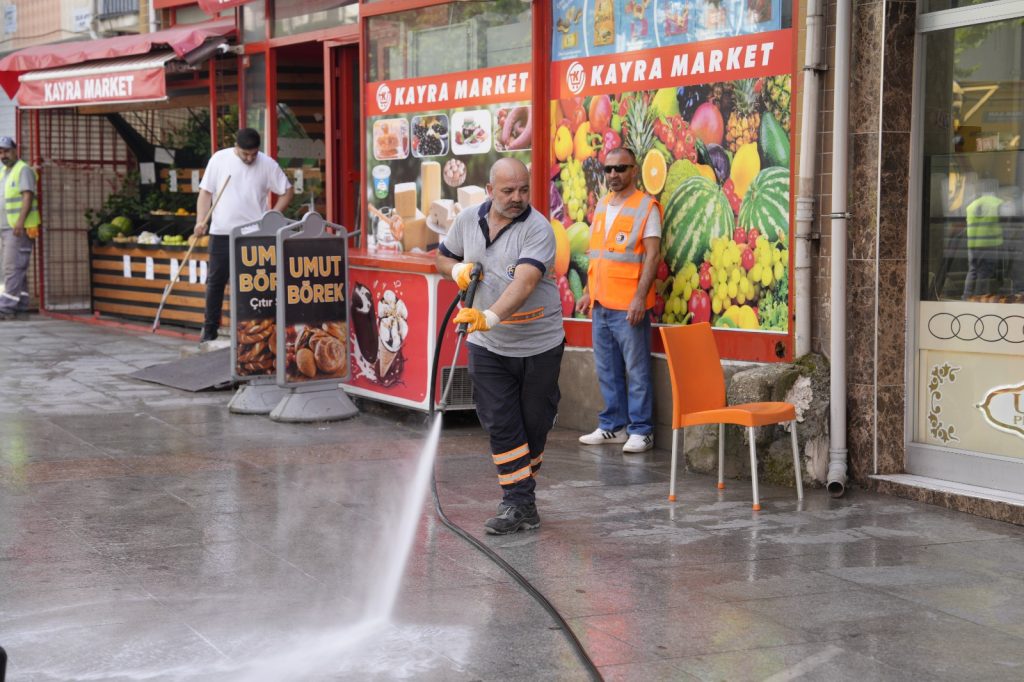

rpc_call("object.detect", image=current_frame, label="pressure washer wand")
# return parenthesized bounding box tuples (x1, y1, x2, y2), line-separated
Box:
(439, 263, 482, 410)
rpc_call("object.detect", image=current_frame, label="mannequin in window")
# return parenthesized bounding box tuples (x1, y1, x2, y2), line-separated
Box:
(963, 179, 1003, 299)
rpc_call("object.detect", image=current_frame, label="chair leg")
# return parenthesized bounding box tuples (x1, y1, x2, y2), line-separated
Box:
(717, 423, 725, 490)
(669, 428, 679, 502)
(791, 420, 804, 501)
(748, 426, 761, 511)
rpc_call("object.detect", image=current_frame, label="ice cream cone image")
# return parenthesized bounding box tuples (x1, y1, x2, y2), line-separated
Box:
(375, 290, 409, 382)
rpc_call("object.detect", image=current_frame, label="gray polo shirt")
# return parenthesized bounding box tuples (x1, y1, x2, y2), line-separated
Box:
(439, 202, 564, 357)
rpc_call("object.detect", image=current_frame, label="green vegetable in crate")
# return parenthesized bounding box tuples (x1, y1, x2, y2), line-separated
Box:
(97, 223, 118, 243)
(661, 176, 734, 273)
(737, 167, 789, 242)
(111, 216, 133, 234)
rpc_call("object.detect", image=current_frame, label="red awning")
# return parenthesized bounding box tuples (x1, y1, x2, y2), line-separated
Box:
(0, 18, 234, 99)
(16, 52, 177, 109)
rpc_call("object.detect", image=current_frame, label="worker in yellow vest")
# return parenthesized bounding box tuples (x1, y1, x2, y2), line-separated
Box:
(963, 185, 1003, 299)
(575, 147, 662, 453)
(0, 136, 39, 320)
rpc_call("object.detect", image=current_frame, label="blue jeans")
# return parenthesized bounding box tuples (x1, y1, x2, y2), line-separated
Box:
(591, 303, 653, 436)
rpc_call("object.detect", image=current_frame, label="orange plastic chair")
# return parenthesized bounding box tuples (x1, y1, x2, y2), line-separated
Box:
(659, 322, 803, 510)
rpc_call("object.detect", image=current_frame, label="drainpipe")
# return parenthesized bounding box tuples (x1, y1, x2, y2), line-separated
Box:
(827, 0, 852, 497)
(795, 0, 827, 358)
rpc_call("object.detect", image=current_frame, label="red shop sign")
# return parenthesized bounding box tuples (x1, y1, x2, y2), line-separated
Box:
(17, 66, 166, 108)
(552, 30, 793, 99)
(366, 63, 532, 117)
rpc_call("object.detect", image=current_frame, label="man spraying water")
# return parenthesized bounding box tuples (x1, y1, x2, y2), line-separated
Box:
(436, 158, 565, 535)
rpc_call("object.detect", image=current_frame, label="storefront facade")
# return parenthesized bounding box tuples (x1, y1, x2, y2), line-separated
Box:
(5, 0, 1023, 514)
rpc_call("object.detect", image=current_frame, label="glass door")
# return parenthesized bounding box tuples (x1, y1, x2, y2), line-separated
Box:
(911, 11, 1024, 492)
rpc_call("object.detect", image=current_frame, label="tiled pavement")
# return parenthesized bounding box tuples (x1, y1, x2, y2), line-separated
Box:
(2, 316, 1024, 681)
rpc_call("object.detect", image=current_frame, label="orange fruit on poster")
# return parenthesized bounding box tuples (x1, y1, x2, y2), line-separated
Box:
(642, 150, 667, 195)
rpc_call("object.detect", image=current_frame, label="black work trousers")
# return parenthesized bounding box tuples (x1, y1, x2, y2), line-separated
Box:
(203, 234, 230, 332)
(468, 340, 564, 507)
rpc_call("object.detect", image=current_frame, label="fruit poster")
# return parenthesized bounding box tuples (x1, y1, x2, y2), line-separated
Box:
(365, 64, 533, 255)
(552, 0, 783, 61)
(276, 218, 349, 387)
(550, 27, 794, 334)
(347, 269, 430, 404)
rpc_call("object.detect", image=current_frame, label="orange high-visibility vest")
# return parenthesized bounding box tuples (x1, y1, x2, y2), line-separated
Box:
(587, 191, 660, 311)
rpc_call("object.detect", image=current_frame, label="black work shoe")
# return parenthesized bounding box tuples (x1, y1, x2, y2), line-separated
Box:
(484, 503, 540, 535)
(199, 327, 218, 343)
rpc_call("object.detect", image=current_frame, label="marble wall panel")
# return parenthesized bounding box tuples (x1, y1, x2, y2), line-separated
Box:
(877, 258, 908, 386)
(848, 132, 881, 261)
(878, 132, 912, 260)
(846, 382, 876, 480)
(876, 384, 907, 474)
(849, 2, 884, 135)
(882, 1, 917, 134)
(845, 287, 877, 385)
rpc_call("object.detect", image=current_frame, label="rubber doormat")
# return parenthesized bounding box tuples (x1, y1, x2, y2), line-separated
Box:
(129, 347, 234, 392)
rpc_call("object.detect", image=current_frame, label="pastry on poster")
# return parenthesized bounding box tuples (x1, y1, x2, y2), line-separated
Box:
(495, 106, 532, 152)
(285, 322, 347, 381)
(236, 319, 276, 375)
(373, 119, 409, 161)
(592, 0, 615, 46)
(554, 4, 582, 50)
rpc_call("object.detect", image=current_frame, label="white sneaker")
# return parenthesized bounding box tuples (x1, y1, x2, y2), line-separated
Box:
(579, 428, 627, 445)
(622, 433, 654, 453)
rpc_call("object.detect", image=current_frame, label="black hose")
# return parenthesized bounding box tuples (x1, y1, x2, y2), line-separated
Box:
(428, 292, 603, 682)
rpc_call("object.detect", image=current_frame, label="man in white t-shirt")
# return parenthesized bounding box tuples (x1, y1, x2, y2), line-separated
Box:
(194, 128, 293, 342)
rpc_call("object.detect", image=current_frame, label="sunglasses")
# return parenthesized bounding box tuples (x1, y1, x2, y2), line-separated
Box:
(602, 164, 634, 174)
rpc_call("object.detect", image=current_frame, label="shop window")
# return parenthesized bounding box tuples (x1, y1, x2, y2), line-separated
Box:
(241, 2, 267, 43)
(922, 0, 1007, 13)
(275, 46, 327, 219)
(367, 1, 531, 82)
(244, 53, 268, 141)
(919, 18, 1023, 303)
(272, 0, 357, 37)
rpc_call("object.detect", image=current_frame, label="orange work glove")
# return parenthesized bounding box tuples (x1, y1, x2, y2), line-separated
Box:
(453, 307, 499, 333)
(452, 262, 483, 291)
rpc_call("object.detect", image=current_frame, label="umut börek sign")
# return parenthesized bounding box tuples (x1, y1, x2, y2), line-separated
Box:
(18, 66, 166, 108)
(553, 30, 792, 98)
(366, 63, 532, 117)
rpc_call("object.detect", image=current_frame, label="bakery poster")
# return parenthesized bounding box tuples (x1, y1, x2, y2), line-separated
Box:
(365, 63, 532, 255)
(230, 211, 290, 381)
(232, 236, 277, 378)
(275, 213, 349, 387)
(550, 25, 796, 346)
(552, 0, 783, 62)
(347, 268, 429, 403)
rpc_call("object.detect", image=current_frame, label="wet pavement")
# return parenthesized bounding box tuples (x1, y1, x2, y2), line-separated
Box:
(3, 316, 1024, 681)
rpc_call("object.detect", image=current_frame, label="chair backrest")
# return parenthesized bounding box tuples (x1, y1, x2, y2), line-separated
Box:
(659, 323, 727, 423)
